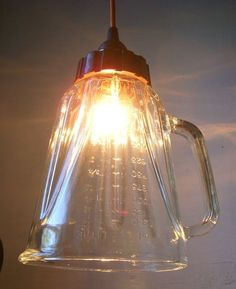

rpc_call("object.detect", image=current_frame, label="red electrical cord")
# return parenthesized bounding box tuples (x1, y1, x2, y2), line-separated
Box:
(110, 0, 116, 27)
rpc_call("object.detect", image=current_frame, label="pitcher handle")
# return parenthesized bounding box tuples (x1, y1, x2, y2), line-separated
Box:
(169, 115, 219, 238)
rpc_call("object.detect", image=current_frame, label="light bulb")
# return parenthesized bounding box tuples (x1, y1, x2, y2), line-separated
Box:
(49, 73, 146, 151)
(90, 77, 130, 145)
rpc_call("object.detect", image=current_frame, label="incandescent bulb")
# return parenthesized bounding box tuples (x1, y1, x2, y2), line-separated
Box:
(90, 77, 132, 145)
(90, 97, 130, 145)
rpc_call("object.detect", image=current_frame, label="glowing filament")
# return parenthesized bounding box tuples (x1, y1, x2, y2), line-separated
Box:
(90, 98, 130, 145)
(90, 77, 132, 145)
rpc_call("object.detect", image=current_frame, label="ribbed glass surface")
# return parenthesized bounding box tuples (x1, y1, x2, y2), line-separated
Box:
(19, 72, 189, 272)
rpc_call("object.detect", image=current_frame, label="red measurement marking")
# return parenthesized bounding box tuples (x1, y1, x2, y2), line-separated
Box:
(117, 210, 129, 216)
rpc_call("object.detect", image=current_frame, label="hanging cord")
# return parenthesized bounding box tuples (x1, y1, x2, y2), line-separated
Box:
(110, 0, 116, 27)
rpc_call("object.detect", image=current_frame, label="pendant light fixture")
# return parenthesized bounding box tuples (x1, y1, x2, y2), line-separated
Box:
(19, 0, 219, 272)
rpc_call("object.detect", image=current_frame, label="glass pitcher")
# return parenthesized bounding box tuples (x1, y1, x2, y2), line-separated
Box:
(19, 70, 219, 272)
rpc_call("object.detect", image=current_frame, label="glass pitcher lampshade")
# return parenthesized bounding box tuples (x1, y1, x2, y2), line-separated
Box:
(19, 1, 219, 272)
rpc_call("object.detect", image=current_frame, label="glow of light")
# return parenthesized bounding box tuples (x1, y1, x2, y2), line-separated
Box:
(90, 98, 130, 145)
(49, 75, 146, 149)
(90, 77, 132, 145)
